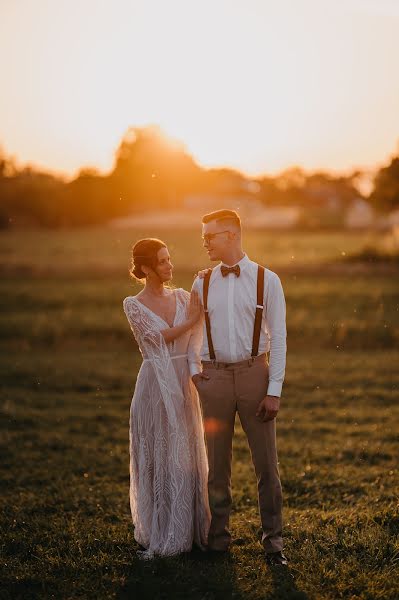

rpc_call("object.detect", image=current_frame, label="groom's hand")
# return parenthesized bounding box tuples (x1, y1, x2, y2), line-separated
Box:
(256, 395, 280, 422)
(192, 373, 210, 387)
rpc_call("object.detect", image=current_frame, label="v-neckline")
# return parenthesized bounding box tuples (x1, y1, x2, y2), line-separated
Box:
(134, 289, 179, 329)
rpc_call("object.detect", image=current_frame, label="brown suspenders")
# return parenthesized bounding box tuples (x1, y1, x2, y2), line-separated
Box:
(203, 268, 216, 360)
(203, 265, 265, 361)
(252, 265, 265, 357)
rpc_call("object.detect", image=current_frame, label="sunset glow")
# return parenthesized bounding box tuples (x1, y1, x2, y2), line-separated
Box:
(0, 0, 398, 177)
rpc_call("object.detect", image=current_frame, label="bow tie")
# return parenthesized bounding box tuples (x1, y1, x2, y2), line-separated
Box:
(221, 264, 241, 278)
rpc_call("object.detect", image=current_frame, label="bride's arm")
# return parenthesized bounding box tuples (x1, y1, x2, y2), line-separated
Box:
(187, 311, 203, 378)
(160, 290, 202, 344)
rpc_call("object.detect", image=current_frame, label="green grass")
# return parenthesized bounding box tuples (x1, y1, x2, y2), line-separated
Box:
(1, 273, 397, 351)
(0, 227, 384, 274)
(0, 227, 398, 599)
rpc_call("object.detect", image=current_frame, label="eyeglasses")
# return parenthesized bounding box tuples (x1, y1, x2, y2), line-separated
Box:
(202, 230, 231, 244)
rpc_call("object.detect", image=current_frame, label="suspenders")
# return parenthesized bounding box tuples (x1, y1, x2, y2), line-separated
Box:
(203, 268, 216, 361)
(252, 265, 265, 357)
(203, 264, 265, 361)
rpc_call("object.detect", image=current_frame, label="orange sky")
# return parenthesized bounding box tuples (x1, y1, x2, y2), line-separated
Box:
(0, 0, 398, 178)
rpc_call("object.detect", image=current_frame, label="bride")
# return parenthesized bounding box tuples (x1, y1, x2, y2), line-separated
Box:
(123, 237, 210, 557)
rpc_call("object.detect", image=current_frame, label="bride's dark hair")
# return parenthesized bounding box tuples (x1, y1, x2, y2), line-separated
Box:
(130, 238, 167, 282)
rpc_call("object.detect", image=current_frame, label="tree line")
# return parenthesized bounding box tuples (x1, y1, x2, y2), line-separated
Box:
(0, 125, 398, 228)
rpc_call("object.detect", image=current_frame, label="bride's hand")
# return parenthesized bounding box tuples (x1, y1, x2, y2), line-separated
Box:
(188, 290, 202, 324)
(194, 268, 212, 280)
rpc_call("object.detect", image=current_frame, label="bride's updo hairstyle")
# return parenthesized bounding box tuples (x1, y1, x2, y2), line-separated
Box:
(130, 238, 167, 282)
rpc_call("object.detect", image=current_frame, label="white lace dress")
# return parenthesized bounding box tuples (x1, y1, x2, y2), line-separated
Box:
(123, 288, 210, 558)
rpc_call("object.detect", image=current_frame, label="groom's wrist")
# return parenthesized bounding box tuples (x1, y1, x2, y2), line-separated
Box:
(189, 362, 201, 377)
(267, 381, 282, 397)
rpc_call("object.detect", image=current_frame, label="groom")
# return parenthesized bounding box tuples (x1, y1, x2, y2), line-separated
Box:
(190, 209, 287, 566)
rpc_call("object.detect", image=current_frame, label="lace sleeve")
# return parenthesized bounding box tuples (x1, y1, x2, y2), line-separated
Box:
(123, 296, 186, 427)
(123, 296, 163, 349)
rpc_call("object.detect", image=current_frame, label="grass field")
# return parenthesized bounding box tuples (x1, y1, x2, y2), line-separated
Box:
(0, 227, 398, 599)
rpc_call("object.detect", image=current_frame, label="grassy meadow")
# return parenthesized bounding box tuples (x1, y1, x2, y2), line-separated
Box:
(0, 226, 398, 599)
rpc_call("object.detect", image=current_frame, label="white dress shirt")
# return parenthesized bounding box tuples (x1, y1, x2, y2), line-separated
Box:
(189, 253, 287, 397)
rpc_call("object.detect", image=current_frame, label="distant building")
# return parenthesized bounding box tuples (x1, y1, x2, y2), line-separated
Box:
(110, 194, 300, 229)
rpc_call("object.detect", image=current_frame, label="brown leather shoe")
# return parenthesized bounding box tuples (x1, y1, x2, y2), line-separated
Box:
(265, 551, 289, 566)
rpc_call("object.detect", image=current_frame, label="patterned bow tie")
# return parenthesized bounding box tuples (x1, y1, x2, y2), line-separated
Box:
(221, 264, 240, 278)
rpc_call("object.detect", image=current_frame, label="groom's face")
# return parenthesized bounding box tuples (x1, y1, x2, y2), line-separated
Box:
(202, 220, 231, 261)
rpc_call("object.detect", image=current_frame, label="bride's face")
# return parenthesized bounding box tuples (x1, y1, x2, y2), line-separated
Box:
(153, 246, 173, 282)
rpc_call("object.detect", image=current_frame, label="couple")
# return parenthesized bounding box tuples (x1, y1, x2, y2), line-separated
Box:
(123, 209, 287, 565)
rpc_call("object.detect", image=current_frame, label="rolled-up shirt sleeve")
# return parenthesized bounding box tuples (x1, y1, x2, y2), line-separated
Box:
(187, 278, 203, 377)
(264, 272, 287, 397)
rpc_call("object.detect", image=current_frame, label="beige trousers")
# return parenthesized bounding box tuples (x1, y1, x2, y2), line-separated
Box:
(196, 353, 283, 553)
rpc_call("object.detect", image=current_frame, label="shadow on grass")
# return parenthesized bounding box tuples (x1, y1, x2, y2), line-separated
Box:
(268, 564, 309, 600)
(118, 549, 239, 600)
(117, 547, 309, 600)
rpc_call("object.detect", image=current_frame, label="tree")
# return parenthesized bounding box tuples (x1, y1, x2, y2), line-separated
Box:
(370, 156, 399, 213)
(0, 148, 16, 179)
(110, 125, 202, 211)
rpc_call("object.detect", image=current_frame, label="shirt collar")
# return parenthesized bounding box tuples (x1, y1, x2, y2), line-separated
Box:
(220, 253, 250, 272)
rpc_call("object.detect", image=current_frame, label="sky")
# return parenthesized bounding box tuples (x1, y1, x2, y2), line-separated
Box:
(0, 0, 399, 178)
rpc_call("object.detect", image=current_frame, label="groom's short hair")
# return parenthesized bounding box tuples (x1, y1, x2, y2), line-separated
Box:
(202, 209, 241, 231)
